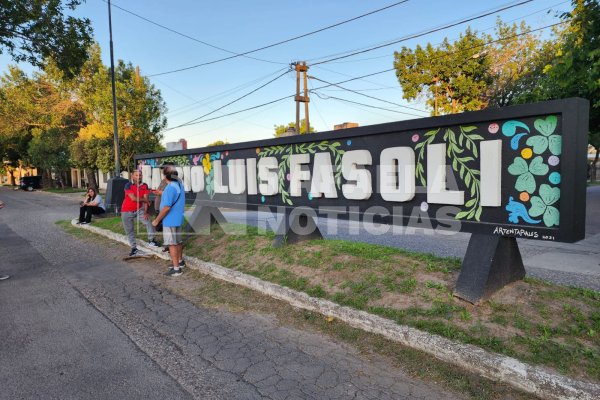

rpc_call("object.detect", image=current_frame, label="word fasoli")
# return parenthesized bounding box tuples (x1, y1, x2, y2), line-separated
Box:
(136, 98, 588, 243)
(141, 141, 503, 207)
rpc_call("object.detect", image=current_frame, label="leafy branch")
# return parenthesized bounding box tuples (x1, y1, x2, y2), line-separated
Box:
(258, 141, 345, 205)
(414, 128, 439, 187)
(446, 126, 483, 220)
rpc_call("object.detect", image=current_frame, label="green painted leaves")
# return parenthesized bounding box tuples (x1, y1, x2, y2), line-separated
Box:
(528, 184, 560, 227)
(526, 115, 561, 155)
(508, 156, 549, 194)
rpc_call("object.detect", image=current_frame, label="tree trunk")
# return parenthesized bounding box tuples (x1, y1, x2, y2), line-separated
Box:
(42, 169, 53, 188)
(85, 168, 98, 190)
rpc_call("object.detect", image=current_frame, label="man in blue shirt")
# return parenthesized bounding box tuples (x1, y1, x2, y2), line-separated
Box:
(152, 166, 186, 277)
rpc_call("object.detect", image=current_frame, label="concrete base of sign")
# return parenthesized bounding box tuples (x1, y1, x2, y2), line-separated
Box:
(272, 211, 323, 248)
(187, 205, 227, 234)
(454, 234, 525, 304)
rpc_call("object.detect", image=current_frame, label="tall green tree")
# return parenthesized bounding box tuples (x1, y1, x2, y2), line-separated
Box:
(0, 0, 92, 78)
(485, 20, 552, 108)
(274, 119, 315, 137)
(547, 0, 600, 180)
(73, 44, 167, 173)
(393, 28, 491, 115)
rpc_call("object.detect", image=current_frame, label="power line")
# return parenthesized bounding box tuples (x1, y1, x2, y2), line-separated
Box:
(163, 95, 293, 132)
(166, 67, 289, 117)
(308, 75, 428, 114)
(311, 21, 565, 92)
(319, 0, 570, 65)
(102, 0, 284, 65)
(312, 91, 422, 118)
(163, 20, 565, 132)
(148, 0, 412, 77)
(311, 0, 533, 66)
(165, 69, 292, 131)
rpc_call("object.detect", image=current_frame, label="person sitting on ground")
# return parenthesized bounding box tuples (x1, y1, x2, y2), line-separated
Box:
(121, 170, 160, 257)
(78, 188, 105, 224)
(152, 167, 186, 277)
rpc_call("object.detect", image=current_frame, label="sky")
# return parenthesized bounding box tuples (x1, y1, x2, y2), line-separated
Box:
(0, 0, 568, 149)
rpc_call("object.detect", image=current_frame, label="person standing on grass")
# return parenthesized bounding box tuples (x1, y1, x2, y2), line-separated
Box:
(121, 170, 160, 257)
(77, 188, 105, 224)
(0, 200, 9, 281)
(152, 166, 185, 277)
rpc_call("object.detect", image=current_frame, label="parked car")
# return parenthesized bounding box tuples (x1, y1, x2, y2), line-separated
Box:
(20, 176, 42, 191)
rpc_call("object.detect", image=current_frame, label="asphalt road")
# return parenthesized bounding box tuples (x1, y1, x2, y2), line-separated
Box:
(220, 186, 600, 291)
(0, 187, 456, 400)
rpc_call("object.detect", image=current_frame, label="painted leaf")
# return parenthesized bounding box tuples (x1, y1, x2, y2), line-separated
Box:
(465, 198, 477, 207)
(528, 196, 546, 217)
(455, 210, 470, 219)
(534, 115, 557, 136)
(461, 126, 477, 132)
(508, 157, 528, 175)
(516, 172, 536, 194)
(529, 156, 549, 176)
(502, 120, 530, 137)
(548, 135, 562, 156)
(543, 206, 560, 227)
(511, 133, 528, 150)
(475, 206, 482, 221)
(526, 136, 548, 154)
(539, 184, 560, 206)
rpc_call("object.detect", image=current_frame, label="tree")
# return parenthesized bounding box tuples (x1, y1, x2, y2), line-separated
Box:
(485, 20, 552, 108)
(0, 0, 93, 78)
(0, 64, 85, 186)
(274, 119, 315, 137)
(393, 28, 491, 115)
(207, 140, 228, 147)
(73, 44, 167, 173)
(513, 1, 600, 181)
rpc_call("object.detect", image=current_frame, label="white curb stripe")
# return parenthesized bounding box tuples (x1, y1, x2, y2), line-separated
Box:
(72, 220, 600, 400)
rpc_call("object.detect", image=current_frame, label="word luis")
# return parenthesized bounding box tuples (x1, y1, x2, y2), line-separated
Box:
(140, 141, 502, 207)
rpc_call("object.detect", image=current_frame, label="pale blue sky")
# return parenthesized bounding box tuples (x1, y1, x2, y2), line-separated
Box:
(0, 0, 567, 148)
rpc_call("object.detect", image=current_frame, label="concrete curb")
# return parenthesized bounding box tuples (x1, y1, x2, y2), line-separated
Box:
(72, 220, 600, 400)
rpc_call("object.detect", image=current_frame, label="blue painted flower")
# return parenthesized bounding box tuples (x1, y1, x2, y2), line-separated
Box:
(308, 193, 313, 200)
(261, 196, 265, 203)
(549, 172, 561, 185)
(346, 140, 352, 146)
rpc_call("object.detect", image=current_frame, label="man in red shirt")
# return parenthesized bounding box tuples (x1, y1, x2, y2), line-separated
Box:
(121, 170, 159, 256)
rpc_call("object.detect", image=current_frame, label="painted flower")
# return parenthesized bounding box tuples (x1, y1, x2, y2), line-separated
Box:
(202, 153, 212, 175)
(508, 156, 549, 194)
(528, 184, 560, 227)
(525, 115, 561, 155)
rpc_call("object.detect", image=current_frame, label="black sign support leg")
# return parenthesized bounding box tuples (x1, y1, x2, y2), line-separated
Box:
(187, 205, 227, 234)
(272, 210, 323, 248)
(454, 234, 526, 304)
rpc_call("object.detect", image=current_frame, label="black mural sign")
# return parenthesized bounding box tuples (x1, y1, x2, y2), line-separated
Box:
(136, 98, 589, 243)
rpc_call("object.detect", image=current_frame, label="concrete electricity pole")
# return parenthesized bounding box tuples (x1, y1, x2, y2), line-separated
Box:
(293, 62, 310, 135)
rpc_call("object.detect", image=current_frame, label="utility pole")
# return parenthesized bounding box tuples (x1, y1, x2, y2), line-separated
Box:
(108, 0, 120, 176)
(104, 0, 128, 212)
(293, 61, 310, 134)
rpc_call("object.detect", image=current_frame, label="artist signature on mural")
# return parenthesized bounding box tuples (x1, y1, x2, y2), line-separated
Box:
(493, 226, 539, 239)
